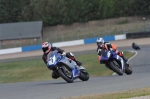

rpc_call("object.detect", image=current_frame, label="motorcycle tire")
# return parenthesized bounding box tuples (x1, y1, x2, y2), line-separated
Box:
(109, 61, 123, 76)
(58, 66, 74, 83)
(137, 47, 141, 50)
(125, 65, 132, 75)
(79, 69, 89, 81)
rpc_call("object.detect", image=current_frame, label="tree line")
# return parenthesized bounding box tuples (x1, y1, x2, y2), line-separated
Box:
(0, 0, 150, 26)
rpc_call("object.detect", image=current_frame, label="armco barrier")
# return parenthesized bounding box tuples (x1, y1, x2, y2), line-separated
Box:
(22, 45, 41, 52)
(21, 40, 84, 52)
(126, 31, 150, 39)
(0, 47, 22, 55)
(0, 34, 126, 55)
(52, 40, 84, 47)
(84, 36, 115, 44)
(114, 34, 126, 40)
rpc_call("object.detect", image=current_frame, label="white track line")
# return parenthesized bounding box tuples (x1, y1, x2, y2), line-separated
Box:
(128, 50, 138, 62)
(112, 50, 138, 75)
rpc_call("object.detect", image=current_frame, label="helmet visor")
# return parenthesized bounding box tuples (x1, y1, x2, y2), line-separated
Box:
(42, 47, 48, 52)
(97, 42, 103, 46)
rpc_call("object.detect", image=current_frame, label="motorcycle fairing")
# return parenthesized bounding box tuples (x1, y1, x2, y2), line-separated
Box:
(100, 50, 124, 71)
(111, 51, 124, 71)
(47, 51, 80, 79)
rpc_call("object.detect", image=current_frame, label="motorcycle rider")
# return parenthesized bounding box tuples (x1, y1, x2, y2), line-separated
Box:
(96, 37, 128, 65)
(42, 42, 83, 79)
(132, 42, 140, 50)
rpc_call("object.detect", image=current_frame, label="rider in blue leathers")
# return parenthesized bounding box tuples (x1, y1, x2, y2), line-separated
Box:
(42, 42, 82, 79)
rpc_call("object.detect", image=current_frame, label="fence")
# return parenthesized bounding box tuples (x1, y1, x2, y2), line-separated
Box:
(0, 16, 150, 49)
(42, 16, 150, 42)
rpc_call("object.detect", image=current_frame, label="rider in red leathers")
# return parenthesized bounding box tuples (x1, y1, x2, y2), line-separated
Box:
(96, 38, 129, 65)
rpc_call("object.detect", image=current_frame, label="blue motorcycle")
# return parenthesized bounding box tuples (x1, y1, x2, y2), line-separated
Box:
(47, 51, 89, 83)
(100, 49, 132, 75)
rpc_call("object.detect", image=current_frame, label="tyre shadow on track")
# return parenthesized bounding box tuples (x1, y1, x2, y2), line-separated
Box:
(35, 80, 83, 85)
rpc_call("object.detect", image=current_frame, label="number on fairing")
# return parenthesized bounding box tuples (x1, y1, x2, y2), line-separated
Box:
(48, 56, 55, 65)
(107, 52, 111, 57)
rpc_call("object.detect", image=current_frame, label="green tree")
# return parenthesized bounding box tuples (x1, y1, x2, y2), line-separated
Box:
(1, 0, 150, 26)
(0, 0, 26, 23)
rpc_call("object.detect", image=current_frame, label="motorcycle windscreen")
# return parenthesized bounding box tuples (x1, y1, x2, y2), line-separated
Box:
(47, 51, 60, 67)
(100, 49, 109, 61)
(47, 51, 55, 58)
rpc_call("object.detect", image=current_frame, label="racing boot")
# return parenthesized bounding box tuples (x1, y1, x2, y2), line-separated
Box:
(75, 60, 85, 70)
(52, 71, 60, 79)
(75, 60, 82, 66)
(121, 56, 128, 63)
(66, 52, 85, 69)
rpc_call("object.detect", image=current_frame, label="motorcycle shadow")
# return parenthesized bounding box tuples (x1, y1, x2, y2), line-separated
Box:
(36, 80, 83, 85)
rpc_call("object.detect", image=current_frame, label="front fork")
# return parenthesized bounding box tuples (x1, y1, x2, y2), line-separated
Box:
(72, 68, 80, 79)
(116, 55, 125, 71)
(108, 59, 124, 72)
(57, 65, 80, 79)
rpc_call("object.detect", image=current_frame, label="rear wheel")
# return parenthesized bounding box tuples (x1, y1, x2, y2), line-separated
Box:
(137, 47, 141, 50)
(125, 65, 132, 75)
(57, 66, 74, 83)
(109, 61, 123, 76)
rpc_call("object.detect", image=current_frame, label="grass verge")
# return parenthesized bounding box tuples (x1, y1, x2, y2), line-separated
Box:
(0, 51, 134, 83)
(62, 87, 150, 99)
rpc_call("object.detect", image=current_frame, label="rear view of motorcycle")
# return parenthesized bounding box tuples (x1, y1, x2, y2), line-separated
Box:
(47, 51, 89, 83)
(132, 42, 141, 50)
(100, 49, 132, 75)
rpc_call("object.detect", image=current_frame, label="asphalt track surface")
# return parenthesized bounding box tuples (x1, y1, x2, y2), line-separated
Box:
(0, 45, 150, 99)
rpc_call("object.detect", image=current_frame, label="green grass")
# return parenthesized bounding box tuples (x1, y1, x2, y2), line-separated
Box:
(63, 87, 150, 99)
(0, 51, 135, 83)
(44, 20, 148, 43)
(0, 59, 51, 83)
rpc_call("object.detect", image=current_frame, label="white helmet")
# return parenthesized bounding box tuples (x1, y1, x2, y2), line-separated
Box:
(42, 42, 51, 54)
(96, 37, 104, 46)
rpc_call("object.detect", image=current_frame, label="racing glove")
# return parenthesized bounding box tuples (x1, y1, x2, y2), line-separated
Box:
(62, 52, 66, 56)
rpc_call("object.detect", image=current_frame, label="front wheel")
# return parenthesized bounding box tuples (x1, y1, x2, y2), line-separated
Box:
(79, 69, 89, 81)
(57, 66, 74, 83)
(109, 61, 123, 76)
